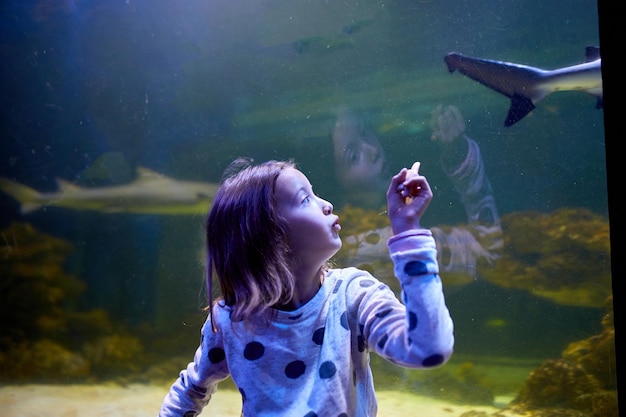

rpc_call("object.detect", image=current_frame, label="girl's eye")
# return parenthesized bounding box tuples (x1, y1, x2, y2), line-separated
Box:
(302, 195, 311, 205)
(344, 143, 360, 166)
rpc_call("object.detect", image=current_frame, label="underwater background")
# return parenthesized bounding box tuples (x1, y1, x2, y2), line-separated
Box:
(0, 1, 617, 416)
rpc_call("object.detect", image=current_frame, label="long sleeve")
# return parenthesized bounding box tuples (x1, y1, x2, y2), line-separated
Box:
(338, 135, 501, 283)
(441, 135, 499, 227)
(159, 315, 231, 417)
(349, 230, 454, 369)
(432, 135, 503, 279)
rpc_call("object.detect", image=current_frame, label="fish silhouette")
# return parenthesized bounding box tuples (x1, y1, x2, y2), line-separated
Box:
(444, 47, 602, 127)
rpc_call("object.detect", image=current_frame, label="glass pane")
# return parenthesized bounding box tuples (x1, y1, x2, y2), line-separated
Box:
(1, 1, 617, 416)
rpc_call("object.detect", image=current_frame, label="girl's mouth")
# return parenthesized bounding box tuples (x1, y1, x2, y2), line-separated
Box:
(332, 218, 341, 232)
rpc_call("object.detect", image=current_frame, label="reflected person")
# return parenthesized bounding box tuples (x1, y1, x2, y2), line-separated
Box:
(159, 157, 453, 416)
(332, 105, 502, 282)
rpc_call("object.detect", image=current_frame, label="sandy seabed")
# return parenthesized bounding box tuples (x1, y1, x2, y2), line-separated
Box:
(0, 383, 507, 417)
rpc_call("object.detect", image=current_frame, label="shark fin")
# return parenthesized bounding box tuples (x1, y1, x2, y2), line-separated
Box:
(135, 167, 163, 181)
(56, 178, 81, 192)
(585, 46, 600, 62)
(505, 93, 536, 127)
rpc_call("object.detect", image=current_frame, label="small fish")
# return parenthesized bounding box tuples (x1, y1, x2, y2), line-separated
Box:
(292, 35, 353, 55)
(484, 318, 507, 329)
(342, 19, 373, 35)
(444, 47, 603, 127)
(0, 167, 219, 215)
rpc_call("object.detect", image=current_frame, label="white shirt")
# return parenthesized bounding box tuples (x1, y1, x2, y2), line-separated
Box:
(159, 231, 454, 417)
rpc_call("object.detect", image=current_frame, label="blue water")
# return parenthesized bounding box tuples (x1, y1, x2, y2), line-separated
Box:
(0, 0, 616, 414)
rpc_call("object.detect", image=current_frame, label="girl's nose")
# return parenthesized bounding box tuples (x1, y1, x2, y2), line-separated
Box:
(322, 200, 333, 215)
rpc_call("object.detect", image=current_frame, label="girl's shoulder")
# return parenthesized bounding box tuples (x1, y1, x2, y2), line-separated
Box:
(203, 301, 234, 331)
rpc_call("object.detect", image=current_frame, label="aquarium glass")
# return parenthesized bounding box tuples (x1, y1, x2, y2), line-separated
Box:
(0, 1, 616, 416)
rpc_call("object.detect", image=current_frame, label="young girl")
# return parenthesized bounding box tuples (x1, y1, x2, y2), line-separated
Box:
(159, 158, 454, 416)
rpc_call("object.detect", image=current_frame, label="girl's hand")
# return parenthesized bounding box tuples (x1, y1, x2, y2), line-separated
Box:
(386, 162, 433, 235)
(430, 104, 465, 144)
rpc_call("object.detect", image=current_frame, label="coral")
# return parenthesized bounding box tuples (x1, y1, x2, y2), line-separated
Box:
(335, 206, 612, 308)
(0, 222, 85, 345)
(561, 297, 616, 390)
(511, 359, 602, 410)
(0, 222, 146, 382)
(336, 204, 390, 233)
(505, 357, 618, 417)
(0, 339, 90, 381)
(459, 297, 618, 417)
(480, 208, 611, 307)
(83, 334, 145, 378)
(334, 205, 398, 285)
(31, 339, 92, 380)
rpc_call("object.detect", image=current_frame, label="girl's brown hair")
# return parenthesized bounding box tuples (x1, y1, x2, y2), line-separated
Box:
(205, 158, 297, 328)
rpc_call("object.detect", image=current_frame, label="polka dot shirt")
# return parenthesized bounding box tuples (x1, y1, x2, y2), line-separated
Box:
(159, 230, 454, 416)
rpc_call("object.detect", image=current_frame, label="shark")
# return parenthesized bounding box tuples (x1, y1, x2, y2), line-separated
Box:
(0, 167, 220, 215)
(444, 46, 603, 127)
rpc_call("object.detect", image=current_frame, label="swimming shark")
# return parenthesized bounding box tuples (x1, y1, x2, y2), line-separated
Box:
(444, 47, 603, 127)
(0, 167, 219, 215)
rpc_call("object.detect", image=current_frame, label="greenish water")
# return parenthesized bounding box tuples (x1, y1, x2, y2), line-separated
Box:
(0, 1, 616, 415)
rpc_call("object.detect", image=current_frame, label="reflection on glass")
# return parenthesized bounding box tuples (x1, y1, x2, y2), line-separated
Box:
(0, 1, 616, 416)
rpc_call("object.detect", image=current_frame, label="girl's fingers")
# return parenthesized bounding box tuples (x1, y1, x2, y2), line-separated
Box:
(393, 162, 425, 202)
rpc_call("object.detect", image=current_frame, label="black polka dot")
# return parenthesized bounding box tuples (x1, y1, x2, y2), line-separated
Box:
(340, 311, 349, 330)
(408, 311, 418, 331)
(422, 353, 445, 367)
(404, 260, 427, 276)
(377, 334, 388, 350)
(243, 341, 264, 360)
(208, 347, 225, 363)
(360, 279, 375, 287)
(376, 308, 392, 318)
(339, 413, 348, 417)
(319, 361, 337, 379)
(285, 360, 306, 378)
(183, 411, 197, 417)
(312, 327, 325, 345)
(303, 412, 317, 417)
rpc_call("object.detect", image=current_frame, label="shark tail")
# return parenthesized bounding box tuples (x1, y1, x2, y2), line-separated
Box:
(0, 178, 42, 213)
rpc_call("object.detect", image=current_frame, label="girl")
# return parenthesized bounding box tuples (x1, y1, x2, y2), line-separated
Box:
(159, 158, 454, 416)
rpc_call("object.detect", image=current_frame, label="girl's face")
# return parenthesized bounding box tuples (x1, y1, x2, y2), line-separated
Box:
(332, 110, 387, 188)
(275, 167, 342, 268)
